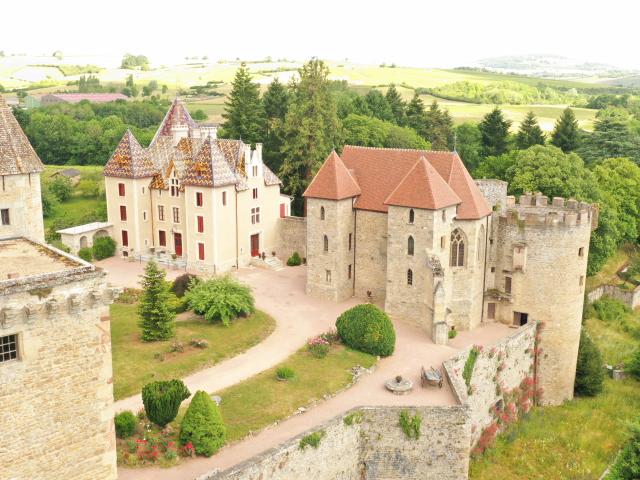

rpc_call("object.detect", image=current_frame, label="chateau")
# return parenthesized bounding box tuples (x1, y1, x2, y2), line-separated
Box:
(103, 99, 291, 273)
(304, 146, 597, 405)
(0, 97, 118, 479)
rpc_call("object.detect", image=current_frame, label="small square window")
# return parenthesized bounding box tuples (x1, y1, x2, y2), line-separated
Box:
(491, 267, 496, 273)
(0, 334, 18, 363)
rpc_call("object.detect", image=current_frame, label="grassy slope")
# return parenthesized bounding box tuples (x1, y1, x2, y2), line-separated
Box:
(110, 303, 276, 400)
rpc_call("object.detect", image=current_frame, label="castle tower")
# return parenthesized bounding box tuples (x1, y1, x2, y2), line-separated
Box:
(383, 157, 461, 341)
(303, 151, 361, 302)
(0, 97, 45, 242)
(486, 193, 597, 405)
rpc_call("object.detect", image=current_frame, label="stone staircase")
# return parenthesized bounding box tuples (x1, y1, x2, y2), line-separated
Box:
(250, 256, 285, 271)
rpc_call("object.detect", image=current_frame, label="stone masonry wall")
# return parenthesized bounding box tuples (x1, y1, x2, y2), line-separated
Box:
(354, 210, 388, 302)
(587, 284, 640, 310)
(276, 216, 307, 261)
(0, 269, 118, 480)
(443, 322, 536, 445)
(206, 406, 470, 480)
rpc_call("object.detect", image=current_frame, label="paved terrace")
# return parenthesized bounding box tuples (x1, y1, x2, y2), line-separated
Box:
(96, 258, 511, 480)
(0, 237, 82, 280)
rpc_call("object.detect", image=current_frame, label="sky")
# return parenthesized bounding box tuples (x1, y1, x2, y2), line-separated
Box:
(1, 0, 638, 69)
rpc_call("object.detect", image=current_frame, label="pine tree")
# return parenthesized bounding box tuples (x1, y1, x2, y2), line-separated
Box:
(425, 101, 454, 150)
(138, 260, 176, 342)
(516, 111, 546, 149)
(405, 93, 427, 137)
(385, 84, 406, 126)
(279, 59, 342, 214)
(221, 63, 265, 144)
(574, 328, 604, 397)
(551, 107, 580, 153)
(479, 107, 512, 157)
(262, 79, 289, 174)
(364, 90, 393, 122)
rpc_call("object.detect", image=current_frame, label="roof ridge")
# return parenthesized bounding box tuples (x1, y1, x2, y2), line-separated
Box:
(343, 145, 455, 154)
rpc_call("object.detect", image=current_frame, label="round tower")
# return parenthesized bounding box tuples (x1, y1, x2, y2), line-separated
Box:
(487, 193, 597, 405)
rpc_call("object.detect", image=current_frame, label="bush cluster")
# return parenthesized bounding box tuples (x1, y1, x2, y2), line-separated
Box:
(574, 329, 604, 397)
(171, 273, 199, 298)
(607, 418, 640, 479)
(142, 379, 190, 427)
(93, 236, 117, 260)
(335, 304, 395, 357)
(185, 275, 255, 326)
(287, 251, 302, 266)
(276, 366, 295, 380)
(180, 391, 226, 457)
(114, 410, 137, 439)
(78, 247, 93, 262)
(593, 296, 631, 322)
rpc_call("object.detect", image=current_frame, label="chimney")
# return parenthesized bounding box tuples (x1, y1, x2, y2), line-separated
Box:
(254, 143, 263, 164)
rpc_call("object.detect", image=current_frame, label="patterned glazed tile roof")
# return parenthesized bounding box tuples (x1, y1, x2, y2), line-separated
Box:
(215, 139, 243, 171)
(332, 146, 490, 219)
(303, 151, 361, 200)
(103, 130, 156, 178)
(182, 137, 238, 188)
(151, 98, 198, 145)
(384, 156, 461, 210)
(263, 164, 282, 186)
(0, 96, 43, 175)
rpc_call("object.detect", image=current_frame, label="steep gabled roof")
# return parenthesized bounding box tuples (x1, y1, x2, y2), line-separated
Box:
(384, 157, 461, 210)
(182, 137, 238, 188)
(303, 151, 361, 200)
(103, 130, 156, 178)
(0, 96, 43, 175)
(263, 164, 282, 186)
(151, 98, 198, 145)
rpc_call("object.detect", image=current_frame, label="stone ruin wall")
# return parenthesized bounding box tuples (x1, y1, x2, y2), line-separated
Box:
(205, 406, 470, 480)
(587, 284, 640, 310)
(0, 265, 119, 480)
(443, 322, 537, 445)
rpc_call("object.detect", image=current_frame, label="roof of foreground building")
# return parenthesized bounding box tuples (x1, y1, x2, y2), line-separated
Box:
(0, 96, 44, 175)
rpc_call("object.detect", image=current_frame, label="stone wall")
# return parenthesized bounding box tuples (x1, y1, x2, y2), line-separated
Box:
(354, 210, 388, 302)
(206, 406, 470, 480)
(277, 216, 307, 261)
(0, 173, 45, 242)
(443, 322, 536, 444)
(587, 284, 640, 310)
(0, 264, 118, 480)
(475, 179, 507, 212)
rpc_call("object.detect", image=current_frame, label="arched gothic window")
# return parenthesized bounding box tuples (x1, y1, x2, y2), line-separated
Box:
(450, 229, 465, 267)
(323, 235, 329, 252)
(407, 269, 413, 285)
(409, 209, 415, 224)
(320, 206, 325, 220)
(407, 236, 415, 256)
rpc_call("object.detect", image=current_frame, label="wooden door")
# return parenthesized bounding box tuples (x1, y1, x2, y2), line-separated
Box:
(250, 234, 260, 257)
(174, 233, 182, 257)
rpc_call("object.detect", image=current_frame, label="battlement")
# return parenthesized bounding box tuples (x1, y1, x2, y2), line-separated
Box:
(499, 193, 598, 230)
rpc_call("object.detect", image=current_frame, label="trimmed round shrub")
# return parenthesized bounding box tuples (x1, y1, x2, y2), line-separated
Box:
(336, 304, 395, 357)
(93, 236, 117, 260)
(574, 328, 604, 397)
(142, 379, 190, 427)
(78, 247, 93, 263)
(185, 275, 255, 326)
(114, 410, 137, 438)
(180, 390, 226, 456)
(287, 251, 302, 266)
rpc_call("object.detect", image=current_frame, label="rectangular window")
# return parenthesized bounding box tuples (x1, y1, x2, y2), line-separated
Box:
(579, 275, 584, 286)
(252, 188, 258, 199)
(143, 211, 147, 221)
(349, 233, 352, 251)
(348, 264, 352, 279)
(0, 334, 18, 363)
(158, 205, 165, 221)
(119, 205, 127, 221)
(251, 207, 260, 224)
(118, 183, 125, 196)
(197, 215, 204, 233)
(198, 242, 205, 261)
(1, 208, 9, 225)
(170, 178, 180, 197)
(173, 207, 180, 223)
(505, 276, 512, 294)
(196, 192, 203, 207)
(252, 165, 258, 177)
(280, 203, 285, 218)
(325, 269, 331, 283)
(121, 230, 129, 247)
(491, 266, 496, 273)
(222, 191, 227, 206)
(578, 247, 584, 257)
(158, 230, 166, 247)
(440, 236, 445, 249)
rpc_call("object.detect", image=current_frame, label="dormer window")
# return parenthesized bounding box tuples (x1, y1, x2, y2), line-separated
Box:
(170, 178, 180, 197)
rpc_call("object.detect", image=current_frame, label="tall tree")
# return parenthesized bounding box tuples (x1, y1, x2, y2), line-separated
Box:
(405, 93, 427, 137)
(138, 260, 176, 342)
(515, 111, 546, 149)
(479, 107, 512, 157)
(221, 63, 265, 144)
(455, 122, 483, 172)
(364, 90, 393, 122)
(385, 84, 406, 125)
(279, 59, 342, 214)
(551, 107, 580, 153)
(424, 101, 454, 150)
(262, 78, 289, 174)
(578, 110, 640, 165)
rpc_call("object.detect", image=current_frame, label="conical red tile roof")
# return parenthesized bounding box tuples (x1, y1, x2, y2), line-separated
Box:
(385, 157, 461, 210)
(104, 130, 156, 178)
(303, 151, 361, 200)
(0, 96, 43, 175)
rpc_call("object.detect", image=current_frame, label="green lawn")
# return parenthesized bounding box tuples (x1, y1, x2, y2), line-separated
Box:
(211, 344, 375, 443)
(43, 195, 106, 229)
(110, 303, 276, 400)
